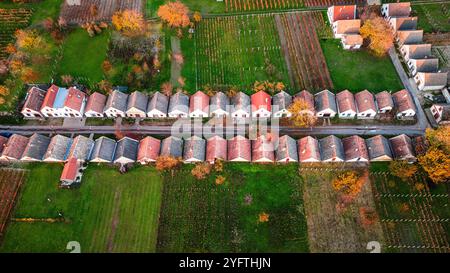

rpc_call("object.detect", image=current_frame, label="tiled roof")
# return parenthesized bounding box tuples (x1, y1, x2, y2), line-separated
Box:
(319, 135, 344, 161)
(0, 135, 8, 154)
(168, 92, 189, 113)
(336, 90, 356, 113)
(272, 91, 292, 111)
(85, 92, 106, 114)
(68, 135, 94, 161)
(40, 84, 59, 110)
(137, 136, 161, 162)
(1, 134, 28, 160)
(331, 5, 356, 21)
(23, 86, 46, 112)
(355, 90, 377, 113)
(298, 136, 320, 162)
(189, 91, 210, 113)
(413, 58, 439, 73)
(276, 135, 298, 162)
(392, 17, 418, 31)
(183, 136, 206, 161)
(43, 135, 72, 161)
(160, 136, 183, 158)
(418, 72, 448, 87)
(90, 136, 116, 162)
(342, 135, 369, 161)
(105, 90, 128, 112)
(127, 91, 148, 112)
(64, 87, 86, 112)
(60, 157, 80, 182)
(335, 19, 361, 35)
(228, 135, 251, 161)
(114, 137, 139, 162)
(252, 135, 275, 162)
(294, 90, 315, 112)
(375, 91, 394, 110)
(231, 92, 250, 111)
(251, 91, 271, 112)
(53, 87, 69, 109)
(147, 92, 169, 114)
(366, 135, 393, 160)
(386, 2, 411, 17)
(315, 90, 337, 113)
(342, 34, 363, 46)
(210, 92, 229, 113)
(206, 135, 227, 163)
(397, 30, 423, 45)
(404, 44, 431, 59)
(389, 134, 415, 160)
(392, 89, 415, 113)
(21, 133, 50, 161)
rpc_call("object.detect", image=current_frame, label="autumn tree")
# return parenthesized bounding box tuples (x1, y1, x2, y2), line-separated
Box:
(112, 10, 146, 37)
(288, 98, 317, 127)
(258, 212, 270, 223)
(215, 175, 225, 185)
(191, 162, 212, 180)
(156, 155, 182, 171)
(332, 171, 365, 197)
(15, 29, 46, 52)
(102, 60, 113, 73)
(418, 147, 450, 184)
(425, 127, 449, 152)
(360, 13, 394, 57)
(389, 160, 418, 181)
(161, 82, 173, 97)
(157, 1, 191, 28)
(192, 11, 202, 24)
(0, 85, 10, 96)
(60, 75, 73, 85)
(253, 80, 285, 94)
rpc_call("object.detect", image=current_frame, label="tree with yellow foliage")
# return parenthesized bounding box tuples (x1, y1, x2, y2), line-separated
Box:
(191, 162, 211, 180)
(258, 212, 270, 223)
(15, 29, 46, 52)
(112, 10, 146, 37)
(215, 175, 225, 185)
(425, 127, 449, 152)
(360, 14, 394, 57)
(288, 98, 317, 127)
(332, 171, 364, 197)
(0, 85, 10, 96)
(192, 11, 202, 24)
(155, 155, 182, 171)
(157, 1, 191, 28)
(389, 160, 418, 181)
(418, 148, 450, 184)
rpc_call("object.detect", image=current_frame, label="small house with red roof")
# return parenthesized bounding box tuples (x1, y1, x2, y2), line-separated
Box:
(206, 135, 227, 163)
(355, 90, 377, 119)
(276, 135, 298, 163)
(294, 90, 315, 116)
(336, 90, 356, 119)
(392, 89, 416, 118)
(298, 136, 320, 163)
(40, 85, 67, 117)
(60, 157, 83, 186)
(327, 5, 357, 24)
(342, 135, 369, 162)
(389, 134, 416, 162)
(0, 134, 29, 161)
(84, 92, 106, 117)
(251, 91, 271, 118)
(0, 135, 8, 155)
(381, 2, 411, 18)
(189, 91, 210, 118)
(63, 87, 87, 117)
(21, 86, 46, 118)
(252, 135, 275, 163)
(228, 135, 251, 162)
(137, 136, 161, 164)
(375, 91, 394, 114)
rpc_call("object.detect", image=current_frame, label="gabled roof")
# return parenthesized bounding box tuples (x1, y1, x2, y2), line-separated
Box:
(85, 92, 106, 114)
(90, 136, 116, 162)
(298, 136, 320, 162)
(53, 87, 69, 109)
(331, 5, 356, 21)
(276, 135, 298, 162)
(23, 86, 46, 112)
(385, 2, 411, 17)
(210, 92, 229, 113)
(392, 89, 415, 113)
(342, 34, 363, 46)
(137, 136, 161, 162)
(40, 84, 59, 110)
(252, 135, 275, 162)
(147, 92, 169, 114)
(366, 135, 393, 160)
(251, 91, 271, 112)
(206, 135, 227, 162)
(160, 136, 183, 158)
(21, 133, 50, 160)
(68, 135, 94, 161)
(105, 90, 128, 112)
(43, 135, 72, 161)
(231, 92, 250, 111)
(391, 17, 418, 31)
(1, 134, 28, 160)
(0, 135, 8, 154)
(315, 90, 337, 113)
(190, 91, 210, 113)
(417, 72, 448, 87)
(335, 19, 361, 35)
(183, 136, 206, 161)
(272, 91, 292, 111)
(168, 92, 189, 113)
(397, 30, 423, 45)
(412, 58, 439, 73)
(64, 87, 86, 112)
(403, 44, 431, 59)
(294, 90, 315, 112)
(127, 91, 148, 112)
(336, 90, 356, 113)
(319, 135, 344, 161)
(375, 91, 394, 110)
(228, 135, 251, 161)
(342, 135, 369, 161)
(355, 90, 377, 113)
(114, 137, 139, 162)
(389, 134, 415, 160)
(61, 157, 80, 182)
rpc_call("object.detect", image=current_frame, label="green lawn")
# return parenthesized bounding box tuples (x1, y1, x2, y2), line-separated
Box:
(157, 163, 309, 252)
(56, 28, 110, 86)
(320, 39, 403, 93)
(0, 164, 163, 253)
(413, 3, 450, 33)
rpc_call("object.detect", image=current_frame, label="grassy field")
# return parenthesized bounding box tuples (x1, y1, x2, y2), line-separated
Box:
(0, 164, 163, 253)
(56, 28, 110, 86)
(194, 14, 290, 92)
(157, 163, 309, 252)
(320, 39, 404, 93)
(145, 0, 225, 18)
(0, 0, 63, 25)
(413, 3, 450, 33)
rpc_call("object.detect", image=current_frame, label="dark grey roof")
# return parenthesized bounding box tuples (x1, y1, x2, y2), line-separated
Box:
(210, 92, 229, 112)
(105, 90, 128, 112)
(319, 135, 344, 161)
(275, 135, 298, 161)
(366, 135, 393, 160)
(147, 91, 169, 114)
(160, 136, 183, 158)
(414, 58, 439, 73)
(315, 90, 337, 113)
(231, 92, 250, 111)
(114, 137, 139, 161)
(43, 135, 72, 161)
(22, 134, 51, 160)
(397, 17, 418, 31)
(69, 135, 94, 161)
(272, 91, 292, 111)
(127, 91, 148, 112)
(168, 92, 189, 113)
(183, 136, 206, 161)
(90, 136, 116, 162)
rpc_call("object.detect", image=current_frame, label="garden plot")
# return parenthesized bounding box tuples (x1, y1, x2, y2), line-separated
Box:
(300, 166, 385, 253)
(0, 8, 32, 60)
(194, 14, 290, 91)
(275, 11, 334, 92)
(225, 0, 303, 12)
(414, 3, 450, 33)
(432, 46, 450, 75)
(371, 172, 450, 253)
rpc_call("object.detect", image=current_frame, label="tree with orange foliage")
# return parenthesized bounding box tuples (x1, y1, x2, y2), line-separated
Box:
(5, 43, 17, 55)
(112, 10, 146, 37)
(215, 175, 225, 185)
(360, 14, 394, 57)
(102, 60, 113, 73)
(191, 162, 212, 180)
(258, 212, 270, 223)
(157, 1, 191, 28)
(332, 171, 364, 197)
(192, 11, 202, 24)
(389, 160, 418, 181)
(20, 67, 40, 82)
(418, 147, 450, 184)
(15, 29, 46, 51)
(425, 127, 449, 152)
(161, 82, 173, 97)
(288, 98, 317, 127)
(156, 155, 182, 173)
(0, 85, 10, 96)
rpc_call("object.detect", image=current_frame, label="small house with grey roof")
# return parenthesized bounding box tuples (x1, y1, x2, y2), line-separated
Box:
(43, 135, 72, 162)
(104, 90, 128, 118)
(272, 91, 292, 118)
(21, 133, 51, 162)
(319, 135, 344, 162)
(67, 135, 94, 162)
(183, 136, 206, 163)
(276, 135, 298, 163)
(90, 136, 116, 163)
(126, 91, 148, 118)
(114, 137, 139, 165)
(147, 92, 169, 118)
(168, 92, 189, 118)
(209, 92, 229, 117)
(160, 136, 183, 158)
(366, 135, 393, 161)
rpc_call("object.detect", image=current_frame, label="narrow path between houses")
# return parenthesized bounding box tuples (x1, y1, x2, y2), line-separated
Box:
(170, 36, 182, 88)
